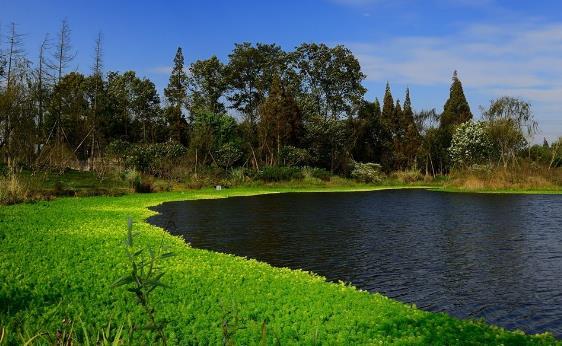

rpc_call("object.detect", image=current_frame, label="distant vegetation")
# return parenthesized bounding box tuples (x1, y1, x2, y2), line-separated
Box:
(1, 20, 561, 204)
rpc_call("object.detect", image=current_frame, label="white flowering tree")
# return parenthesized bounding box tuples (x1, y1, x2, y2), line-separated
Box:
(449, 121, 494, 167)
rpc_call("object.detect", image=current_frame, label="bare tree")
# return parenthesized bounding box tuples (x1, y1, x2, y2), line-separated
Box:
(89, 32, 104, 170)
(51, 18, 76, 145)
(36, 34, 52, 134)
(1, 23, 26, 167)
(4, 23, 25, 88)
(0, 23, 5, 81)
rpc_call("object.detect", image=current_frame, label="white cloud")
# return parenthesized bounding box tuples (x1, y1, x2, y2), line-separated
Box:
(345, 21, 562, 140)
(148, 66, 172, 74)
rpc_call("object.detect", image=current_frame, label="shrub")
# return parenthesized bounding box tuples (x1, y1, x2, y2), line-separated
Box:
(214, 143, 243, 170)
(258, 166, 303, 182)
(53, 180, 76, 196)
(351, 162, 383, 183)
(229, 167, 251, 185)
(124, 170, 153, 193)
(279, 146, 310, 167)
(106, 139, 132, 163)
(392, 170, 423, 183)
(109, 141, 187, 177)
(302, 166, 331, 181)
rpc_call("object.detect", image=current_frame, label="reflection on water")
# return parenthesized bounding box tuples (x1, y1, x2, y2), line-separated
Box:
(148, 190, 562, 337)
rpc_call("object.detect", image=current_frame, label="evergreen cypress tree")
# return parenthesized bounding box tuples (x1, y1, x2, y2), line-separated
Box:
(401, 88, 421, 168)
(401, 88, 417, 139)
(435, 71, 472, 173)
(394, 99, 403, 137)
(373, 98, 381, 119)
(164, 47, 189, 144)
(403, 88, 413, 123)
(381, 82, 394, 130)
(379, 83, 396, 170)
(440, 71, 472, 128)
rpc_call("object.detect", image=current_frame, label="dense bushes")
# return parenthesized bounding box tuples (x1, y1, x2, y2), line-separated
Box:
(107, 140, 187, 177)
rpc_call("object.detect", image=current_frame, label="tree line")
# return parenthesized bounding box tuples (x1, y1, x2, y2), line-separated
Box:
(1, 20, 560, 178)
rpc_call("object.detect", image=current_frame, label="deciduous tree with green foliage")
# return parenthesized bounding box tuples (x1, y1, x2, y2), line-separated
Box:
(188, 55, 227, 115)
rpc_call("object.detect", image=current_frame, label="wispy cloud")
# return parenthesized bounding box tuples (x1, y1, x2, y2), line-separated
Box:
(329, 0, 497, 9)
(346, 21, 562, 139)
(329, 0, 379, 6)
(148, 66, 172, 74)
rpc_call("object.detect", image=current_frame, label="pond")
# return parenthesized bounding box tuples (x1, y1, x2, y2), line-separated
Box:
(148, 189, 562, 337)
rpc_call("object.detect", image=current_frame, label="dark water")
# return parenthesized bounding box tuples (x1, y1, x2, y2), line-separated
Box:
(148, 190, 562, 337)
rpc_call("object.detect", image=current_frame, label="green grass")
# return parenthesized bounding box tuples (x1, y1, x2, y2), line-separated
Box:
(0, 187, 559, 344)
(18, 169, 130, 195)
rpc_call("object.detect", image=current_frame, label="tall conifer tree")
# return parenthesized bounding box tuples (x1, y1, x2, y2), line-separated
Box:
(373, 98, 381, 119)
(164, 47, 188, 144)
(401, 88, 421, 168)
(381, 82, 394, 130)
(440, 71, 472, 128)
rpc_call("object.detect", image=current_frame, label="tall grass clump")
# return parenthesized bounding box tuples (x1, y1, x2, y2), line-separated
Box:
(0, 174, 31, 205)
(448, 162, 562, 191)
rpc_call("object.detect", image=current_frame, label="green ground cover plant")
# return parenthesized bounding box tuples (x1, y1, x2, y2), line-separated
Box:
(0, 187, 559, 344)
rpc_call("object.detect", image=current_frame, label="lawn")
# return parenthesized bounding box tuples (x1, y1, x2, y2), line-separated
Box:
(0, 187, 558, 344)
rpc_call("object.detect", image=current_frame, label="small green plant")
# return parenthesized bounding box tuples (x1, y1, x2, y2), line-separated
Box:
(112, 218, 174, 345)
(0, 318, 125, 345)
(221, 309, 241, 346)
(80, 318, 125, 346)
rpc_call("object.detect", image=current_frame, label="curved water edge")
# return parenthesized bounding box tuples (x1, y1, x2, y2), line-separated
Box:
(147, 188, 562, 338)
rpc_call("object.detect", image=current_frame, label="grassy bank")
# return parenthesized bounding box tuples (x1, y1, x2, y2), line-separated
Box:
(0, 187, 558, 344)
(1, 166, 562, 206)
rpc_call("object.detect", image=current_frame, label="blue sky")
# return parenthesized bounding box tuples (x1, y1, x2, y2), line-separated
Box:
(3, 0, 562, 140)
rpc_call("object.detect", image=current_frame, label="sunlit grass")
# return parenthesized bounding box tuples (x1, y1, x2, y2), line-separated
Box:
(0, 187, 558, 344)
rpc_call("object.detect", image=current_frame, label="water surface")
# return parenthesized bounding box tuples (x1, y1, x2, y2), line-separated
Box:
(148, 190, 562, 337)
